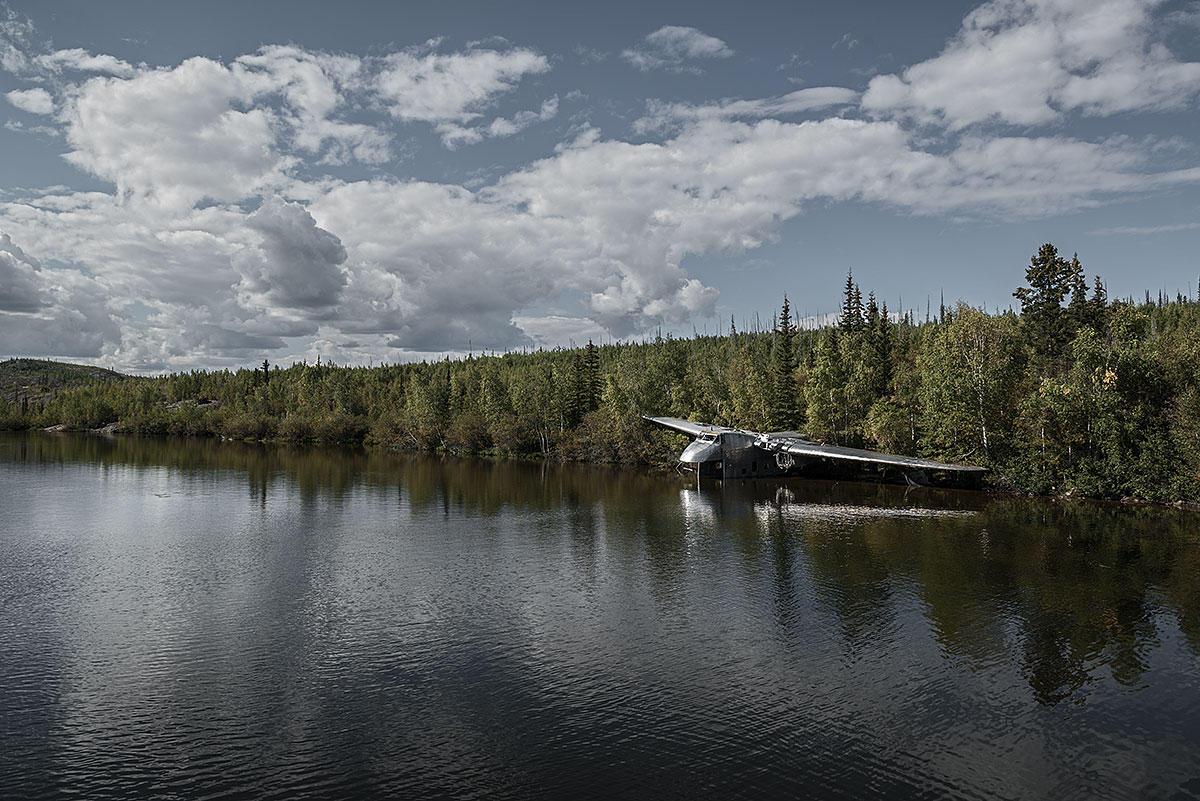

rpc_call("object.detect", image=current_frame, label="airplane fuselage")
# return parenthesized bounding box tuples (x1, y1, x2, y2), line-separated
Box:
(678, 430, 803, 479)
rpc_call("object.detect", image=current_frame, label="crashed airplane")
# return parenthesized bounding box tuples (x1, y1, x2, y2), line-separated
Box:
(645, 416, 987, 485)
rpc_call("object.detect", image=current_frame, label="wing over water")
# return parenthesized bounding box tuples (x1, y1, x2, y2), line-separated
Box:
(643, 416, 745, 437)
(761, 435, 988, 473)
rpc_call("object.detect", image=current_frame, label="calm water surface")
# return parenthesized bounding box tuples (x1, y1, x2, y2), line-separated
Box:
(2, 433, 1199, 800)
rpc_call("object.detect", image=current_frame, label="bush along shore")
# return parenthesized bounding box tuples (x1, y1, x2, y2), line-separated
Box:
(3, 244, 1199, 505)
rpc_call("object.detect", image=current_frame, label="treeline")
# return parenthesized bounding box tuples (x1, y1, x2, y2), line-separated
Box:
(2, 243, 1199, 502)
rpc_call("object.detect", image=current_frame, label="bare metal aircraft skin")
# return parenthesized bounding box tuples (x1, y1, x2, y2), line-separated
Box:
(645, 416, 987, 481)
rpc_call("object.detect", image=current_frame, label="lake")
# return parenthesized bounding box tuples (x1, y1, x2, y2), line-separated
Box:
(1, 432, 1198, 800)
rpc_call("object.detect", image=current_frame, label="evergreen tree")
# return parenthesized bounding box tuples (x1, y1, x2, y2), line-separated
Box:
(1014, 243, 1075, 363)
(583, 340, 601, 414)
(1088, 275, 1109, 331)
(769, 295, 801, 430)
(806, 327, 846, 440)
(839, 270, 863, 332)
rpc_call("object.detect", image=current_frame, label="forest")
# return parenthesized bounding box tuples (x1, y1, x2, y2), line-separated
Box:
(3, 243, 1199, 504)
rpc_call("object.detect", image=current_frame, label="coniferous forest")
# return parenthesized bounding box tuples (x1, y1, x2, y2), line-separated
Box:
(3, 243, 1200, 504)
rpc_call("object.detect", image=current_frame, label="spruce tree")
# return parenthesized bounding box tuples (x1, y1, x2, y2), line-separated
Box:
(840, 270, 863, 332)
(1013, 243, 1074, 362)
(583, 340, 601, 413)
(1089, 276, 1108, 329)
(769, 295, 800, 431)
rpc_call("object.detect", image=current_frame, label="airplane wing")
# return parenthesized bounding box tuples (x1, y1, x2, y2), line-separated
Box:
(762, 435, 988, 473)
(643, 416, 739, 437)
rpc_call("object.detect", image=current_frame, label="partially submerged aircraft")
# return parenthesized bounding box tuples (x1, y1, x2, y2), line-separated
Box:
(645, 416, 987, 485)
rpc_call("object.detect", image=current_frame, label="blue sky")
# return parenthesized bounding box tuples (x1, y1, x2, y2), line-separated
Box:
(1, 0, 1198, 371)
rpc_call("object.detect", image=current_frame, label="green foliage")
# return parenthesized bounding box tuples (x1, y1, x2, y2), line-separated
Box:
(920, 304, 1022, 464)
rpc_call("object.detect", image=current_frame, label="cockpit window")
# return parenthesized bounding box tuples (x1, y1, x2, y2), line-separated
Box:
(699, 433, 717, 442)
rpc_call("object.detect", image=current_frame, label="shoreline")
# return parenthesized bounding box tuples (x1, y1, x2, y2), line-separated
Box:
(16, 425, 1200, 513)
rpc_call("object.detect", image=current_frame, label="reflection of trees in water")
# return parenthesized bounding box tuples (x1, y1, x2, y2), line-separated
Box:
(688, 478, 1200, 707)
(9, 432, 1200, 705)
(816, 495, 1198, 705)
(982, 501, 1172, 703)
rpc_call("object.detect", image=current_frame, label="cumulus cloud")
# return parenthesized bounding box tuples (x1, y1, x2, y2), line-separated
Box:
(624, 26, 733, 72)
(233, 196, 348, 312)
(862, 0, 1200, 128)
(60, 56, 289, 207)
(6, 87, 52, 114)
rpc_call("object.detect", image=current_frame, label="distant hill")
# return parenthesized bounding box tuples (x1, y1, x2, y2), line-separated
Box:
(0, 358, 130, 405)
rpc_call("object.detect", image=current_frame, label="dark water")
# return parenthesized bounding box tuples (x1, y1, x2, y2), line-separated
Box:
(2, 433, 1199, 801)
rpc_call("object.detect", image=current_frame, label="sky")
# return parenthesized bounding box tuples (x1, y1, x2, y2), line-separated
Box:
(0, 0, 1198, 372)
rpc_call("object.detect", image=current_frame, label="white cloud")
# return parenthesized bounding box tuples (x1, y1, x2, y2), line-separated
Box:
(634, 87, 859, 134)
(0, 8, 34, 73)
(60, 56, 289, 207)
(623, 26, 733, 72)
(512, 315, 610, 349)
(862, 0, 1200, 128)
(6, 87, 52, 114)
(35, 48, 136, 77)
(376, 43, 550, 146)
(236, 45, 392, 165)
(4, 119, 59, 136)
(439, 95, 559, 148)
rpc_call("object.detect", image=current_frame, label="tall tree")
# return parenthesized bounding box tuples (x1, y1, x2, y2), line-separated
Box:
(1014, 243, 1075, 363)
(583, 340, 601, 414)
(769, 295, 801, 430)
(840, 270, 863, 332)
